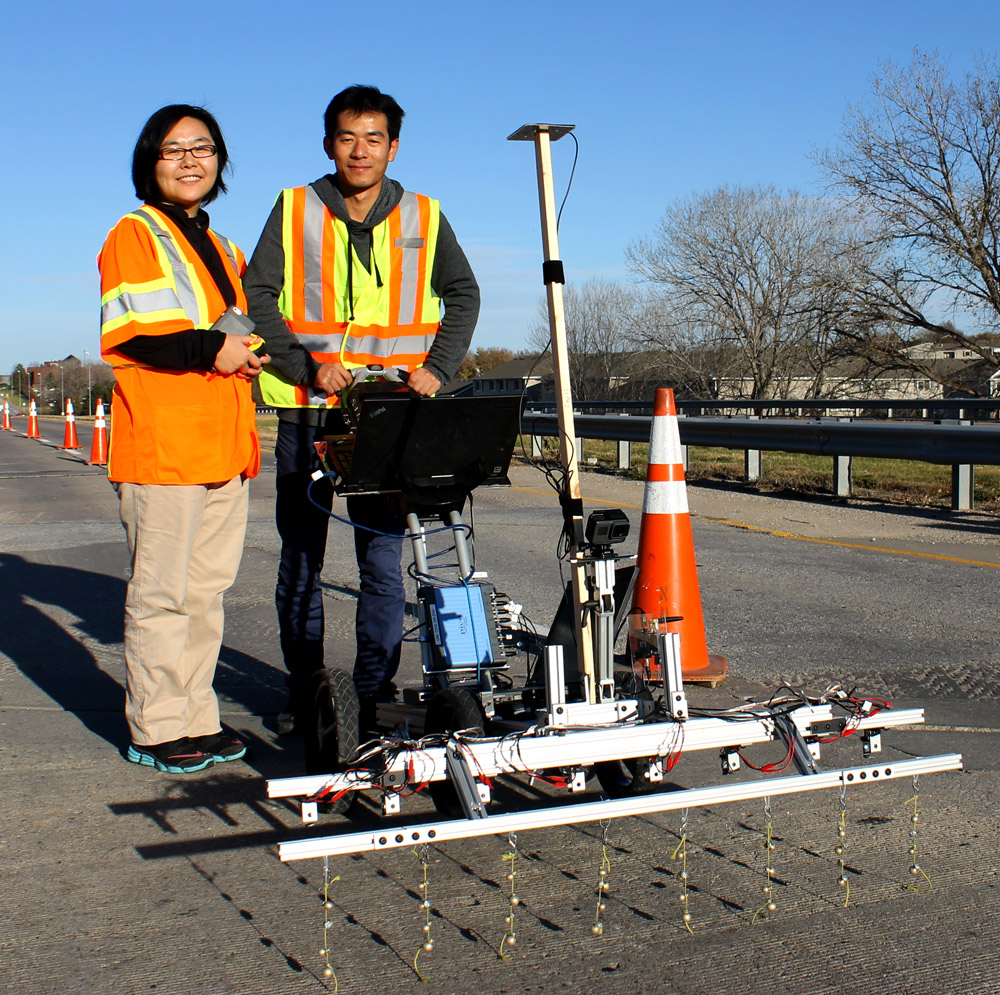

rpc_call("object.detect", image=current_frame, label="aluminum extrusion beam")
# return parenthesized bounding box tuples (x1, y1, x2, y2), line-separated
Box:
(267, 706, 927, 800)
(276, 753, 963, 861)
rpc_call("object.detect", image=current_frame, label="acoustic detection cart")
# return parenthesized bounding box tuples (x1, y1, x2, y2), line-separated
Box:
(266, 125, 961, 874)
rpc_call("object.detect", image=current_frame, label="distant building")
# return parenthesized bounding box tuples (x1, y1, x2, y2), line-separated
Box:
(445, 356, 555, 400)
(901, 338, 1000, 361)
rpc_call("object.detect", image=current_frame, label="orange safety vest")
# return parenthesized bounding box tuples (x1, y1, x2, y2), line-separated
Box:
(99, 206, 260, 484)
(258, 186, 442, 408)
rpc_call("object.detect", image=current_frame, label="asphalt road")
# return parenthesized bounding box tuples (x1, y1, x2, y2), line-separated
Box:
(1, 418, 998, 995)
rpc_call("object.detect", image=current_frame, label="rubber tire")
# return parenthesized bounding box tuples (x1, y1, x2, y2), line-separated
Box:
(594, 756, 658, 797)
(423, 688, 485, 819)
(594, 688, 659, 797)
(303, 667, 361, 814)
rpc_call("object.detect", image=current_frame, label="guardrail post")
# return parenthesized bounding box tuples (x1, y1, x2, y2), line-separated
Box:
(744, 416, 761, 482)
(531, 433, 542, 458)
(616, 414, 630, 469)
(833, 454, 853, 497)
(952, 463, 974, 511)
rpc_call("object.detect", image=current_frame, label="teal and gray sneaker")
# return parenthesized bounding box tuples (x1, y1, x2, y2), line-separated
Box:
(127, 738, 214, 773)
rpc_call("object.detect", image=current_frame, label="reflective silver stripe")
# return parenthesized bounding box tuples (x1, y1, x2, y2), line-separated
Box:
(102, 297, 129, 324)
(302, 187, 327, 322)
(295, 332, 345, 352)
(642, 480, 689, 516)
(133, 207, 200, 321)
(649, 415, 684, 465)
(216, 235, 238, 272)
(396, 191, 420, 325)
(303, 387, 331, 405)
(341, 331, 435, 359)
(102, 286, 182, 324)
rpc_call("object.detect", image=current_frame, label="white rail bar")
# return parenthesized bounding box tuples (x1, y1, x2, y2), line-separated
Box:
(277, 753, 962, 861)
(267, 706, 927, 800)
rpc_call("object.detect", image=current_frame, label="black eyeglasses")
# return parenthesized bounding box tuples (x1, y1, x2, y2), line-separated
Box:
(158, 144, 217, 161)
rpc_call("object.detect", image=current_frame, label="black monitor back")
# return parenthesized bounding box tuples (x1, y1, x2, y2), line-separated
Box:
(329, 392, 523, 510)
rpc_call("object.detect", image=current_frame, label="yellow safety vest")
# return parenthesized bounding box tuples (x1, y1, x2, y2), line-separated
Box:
(258, 186, 441, 408)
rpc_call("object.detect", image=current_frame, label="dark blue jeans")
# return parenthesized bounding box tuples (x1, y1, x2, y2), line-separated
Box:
(274, 418, 405, 702)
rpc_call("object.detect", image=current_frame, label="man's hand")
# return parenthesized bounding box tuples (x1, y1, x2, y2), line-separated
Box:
(314, 362, 352, 395)
(407, 368, 441, 396)
(215, 334, 269, 378)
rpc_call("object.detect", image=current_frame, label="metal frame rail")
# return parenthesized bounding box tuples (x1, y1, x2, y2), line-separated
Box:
(268, 703, 962, 862)
(276, 753, 962, 861)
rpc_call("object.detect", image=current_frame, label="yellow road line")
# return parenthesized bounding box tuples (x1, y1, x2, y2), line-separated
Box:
(510, 485, 1000, 570)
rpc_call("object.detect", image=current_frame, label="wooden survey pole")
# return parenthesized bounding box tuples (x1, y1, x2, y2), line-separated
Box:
(508, 123, 596, 701)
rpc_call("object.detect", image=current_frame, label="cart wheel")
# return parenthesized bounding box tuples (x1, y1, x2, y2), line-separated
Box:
(423, 688, 485, 818)
(303, 667, 361, 814)
(594, 756, 659, 797)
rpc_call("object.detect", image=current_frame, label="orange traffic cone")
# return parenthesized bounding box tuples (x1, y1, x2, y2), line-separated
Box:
(1, 401, 11, 430)
(59, 399, 81, 450)
(629, 388, 727, 685)
(26, 399, 41, 439)
(89, 399, 108, 466)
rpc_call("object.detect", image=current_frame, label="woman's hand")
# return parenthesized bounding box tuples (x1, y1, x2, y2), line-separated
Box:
(214, 334, 269, 378)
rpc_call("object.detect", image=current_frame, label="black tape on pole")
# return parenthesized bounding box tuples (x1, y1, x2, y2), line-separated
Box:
(542, 260, 565, 285)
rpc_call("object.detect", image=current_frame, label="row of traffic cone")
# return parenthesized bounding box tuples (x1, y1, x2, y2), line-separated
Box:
(630, 387, 727, 685)
(13, 397, 107, 465)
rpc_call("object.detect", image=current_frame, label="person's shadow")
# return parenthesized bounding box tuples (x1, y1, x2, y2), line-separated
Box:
(0, 551, 127, 745)
(0, 552, 290, 748)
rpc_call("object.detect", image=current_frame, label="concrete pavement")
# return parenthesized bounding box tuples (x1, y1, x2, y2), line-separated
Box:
(1, 425, 998, 995)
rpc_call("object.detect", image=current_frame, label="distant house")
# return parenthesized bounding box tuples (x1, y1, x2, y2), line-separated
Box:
(901, 338, 1000, 361)
(710, 358, 1000, 402)
(445, 356, 555, 400)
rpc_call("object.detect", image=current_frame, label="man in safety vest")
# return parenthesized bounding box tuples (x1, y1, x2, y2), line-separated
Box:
(245, 84, 480, 732)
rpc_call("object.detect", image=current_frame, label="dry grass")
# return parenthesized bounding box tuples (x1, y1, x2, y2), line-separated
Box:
(256, 414, 279, 445)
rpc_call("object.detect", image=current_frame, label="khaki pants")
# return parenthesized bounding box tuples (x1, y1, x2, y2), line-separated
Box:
(117, 477, 249, 745)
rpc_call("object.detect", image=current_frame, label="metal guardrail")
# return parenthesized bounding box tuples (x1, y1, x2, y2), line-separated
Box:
(527, 398, 1000, 418)
(521, 412, 1000, 511)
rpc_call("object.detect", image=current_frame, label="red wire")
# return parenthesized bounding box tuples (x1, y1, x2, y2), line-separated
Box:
(738, 731, 795, 773)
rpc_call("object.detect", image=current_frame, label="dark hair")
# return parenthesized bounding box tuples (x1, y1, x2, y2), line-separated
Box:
(324, 85, 405, 142)
(131, 104, 230, 205)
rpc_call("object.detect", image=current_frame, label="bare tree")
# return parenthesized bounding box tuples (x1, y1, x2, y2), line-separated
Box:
(628, 185, 868, 398)
(529, 278, 640, 399)
(817, 49, 1000, 387)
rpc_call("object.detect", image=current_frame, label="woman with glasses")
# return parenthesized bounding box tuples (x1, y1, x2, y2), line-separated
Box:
(99, 104, 268, 773)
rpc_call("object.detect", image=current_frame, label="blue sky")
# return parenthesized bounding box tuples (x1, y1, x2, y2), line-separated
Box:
(2, 0, 998, 373)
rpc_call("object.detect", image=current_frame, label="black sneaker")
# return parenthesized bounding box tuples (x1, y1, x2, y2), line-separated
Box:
(275, 693, 299, 736)
(190, 731, 247, 763)
(127, 738, 214, 773)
